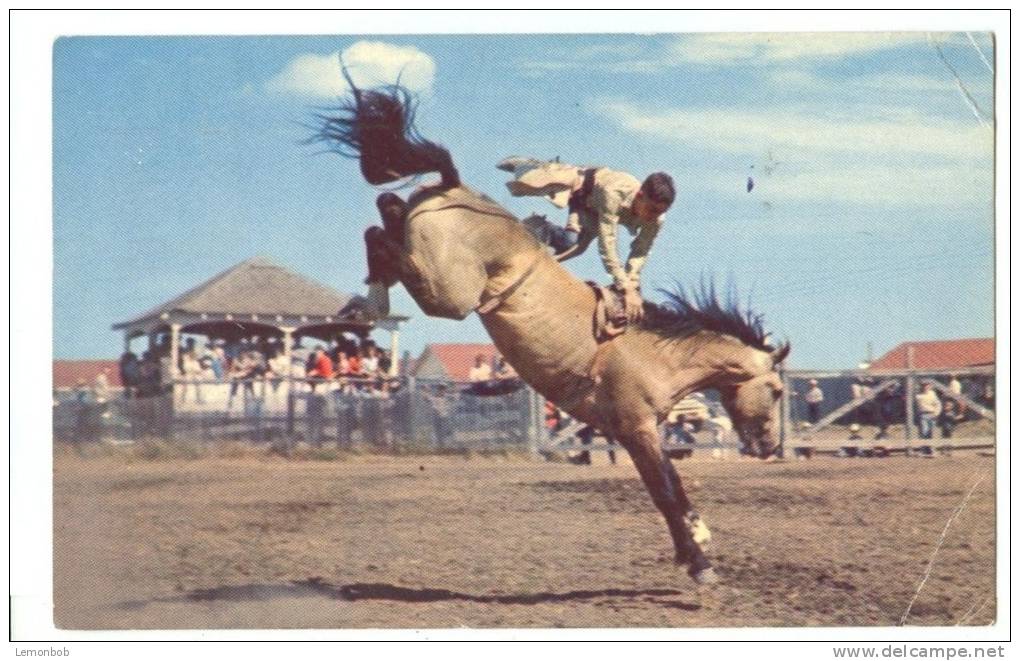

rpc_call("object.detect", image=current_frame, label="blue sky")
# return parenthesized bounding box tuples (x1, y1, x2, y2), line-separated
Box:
(53, 33, 995, 369)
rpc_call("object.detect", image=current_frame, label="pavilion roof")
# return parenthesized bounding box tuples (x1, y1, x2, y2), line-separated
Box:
(112, 257, 405, 332)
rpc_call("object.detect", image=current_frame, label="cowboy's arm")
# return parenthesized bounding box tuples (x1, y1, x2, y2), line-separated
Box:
(596, 210, 629, 289)
(624, 219, 662, 287)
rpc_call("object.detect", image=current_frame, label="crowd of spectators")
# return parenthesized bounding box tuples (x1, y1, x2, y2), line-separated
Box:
(117, 334, 397, 401)
(792, 374, 994, 441)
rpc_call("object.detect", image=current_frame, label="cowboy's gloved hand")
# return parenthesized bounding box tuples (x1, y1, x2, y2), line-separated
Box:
(622, 284, 644, 324)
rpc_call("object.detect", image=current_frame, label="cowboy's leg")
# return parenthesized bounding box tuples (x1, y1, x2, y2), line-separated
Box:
(618, 420, 716, 583)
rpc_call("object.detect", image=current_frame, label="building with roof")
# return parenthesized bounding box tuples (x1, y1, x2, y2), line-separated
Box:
(112, 257, 409, 375)
(412, 343, 501, 381)
(868, 338, 994, 371)
(53, 359, 121, 390)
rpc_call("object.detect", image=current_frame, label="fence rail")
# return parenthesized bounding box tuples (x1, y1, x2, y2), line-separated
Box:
(55, 365, 996, 459)
(778, 365, 996, 457)
(54, 375, 548, 454)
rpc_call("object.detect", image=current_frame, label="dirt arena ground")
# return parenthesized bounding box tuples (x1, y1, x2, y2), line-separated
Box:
(53, 448, 997, 629)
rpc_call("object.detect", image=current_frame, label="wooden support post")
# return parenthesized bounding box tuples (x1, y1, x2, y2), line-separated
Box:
(169, 323, 181, 405)
(388, 329, 400, 377)
(904, 346, 916, 454)
(779, 368, 791, 459)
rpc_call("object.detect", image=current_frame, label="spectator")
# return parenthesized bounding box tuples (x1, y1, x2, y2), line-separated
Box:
(468, 354, 492, 382)
(378, 349, 393, 376)
(227, 350, 257, 408)
(803, 379, 824, 424)
(429, 384, 455, 448)
(268, 349, 290, 392)
(545, 402, 564, 432)
(914, 382, 942, 440)
(334, 350, 351, 377)
(874, 383, 899, 440)
(179, 348, 205, 404)
(118, 351, 139, 399)
(93, 369, 110, 406)
(706, 405, 733, 446)
(939, 398, 964, 439)
(307, 346, 334, 388)
(136, 351, 160, 398)
(206, 342, 225, 381)
(948, 374, 962, 396)
(361, 345, 380, 377)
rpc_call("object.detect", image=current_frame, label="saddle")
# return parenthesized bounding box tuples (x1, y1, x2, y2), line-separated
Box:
(587, 281, 629, 342)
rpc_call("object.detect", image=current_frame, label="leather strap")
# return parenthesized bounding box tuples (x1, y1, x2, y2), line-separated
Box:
(475, 255, 542, 315)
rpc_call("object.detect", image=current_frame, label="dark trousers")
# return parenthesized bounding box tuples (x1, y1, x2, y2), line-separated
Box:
(807, 403, 820, 424)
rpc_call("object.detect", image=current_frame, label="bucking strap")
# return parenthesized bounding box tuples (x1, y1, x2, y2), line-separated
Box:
(475, 255, 543, 315)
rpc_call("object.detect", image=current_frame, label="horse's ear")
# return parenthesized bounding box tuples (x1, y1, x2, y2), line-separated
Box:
(771, 342, 791, 366)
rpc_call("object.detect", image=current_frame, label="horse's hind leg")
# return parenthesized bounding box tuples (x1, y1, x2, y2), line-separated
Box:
(364, 192, 413, 286)
(620, 422, 716, 584)
(376, 192, 408, 240)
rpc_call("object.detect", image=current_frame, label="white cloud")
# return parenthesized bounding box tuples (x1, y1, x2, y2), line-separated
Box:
(670, 32, 942, 65)
(597, 100, 990, 161)
(265, 41, 435, 98)
(768, 69, 957, 94)
(596, 99, 992, 206)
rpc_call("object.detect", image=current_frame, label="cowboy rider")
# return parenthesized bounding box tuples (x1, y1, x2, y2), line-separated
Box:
(499, 157, 675, 324)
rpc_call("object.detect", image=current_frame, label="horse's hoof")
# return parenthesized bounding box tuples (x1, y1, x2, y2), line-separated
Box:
(691, 567, 719, 586)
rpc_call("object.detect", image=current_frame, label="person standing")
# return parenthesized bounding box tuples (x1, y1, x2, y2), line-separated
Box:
(468, 354, 492, 382)
(914, 382, 942, 440)
(804, 379, 824, 424)
(939, 398, 964, 439)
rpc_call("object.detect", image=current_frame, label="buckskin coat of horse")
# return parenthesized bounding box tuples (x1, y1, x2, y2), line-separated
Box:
(311, 77, 790, 585)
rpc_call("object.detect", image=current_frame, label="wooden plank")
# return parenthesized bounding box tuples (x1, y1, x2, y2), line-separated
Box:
(785, 366, 994, 379)
(802, 379, 898, 437)
(927, 380, 996, 421)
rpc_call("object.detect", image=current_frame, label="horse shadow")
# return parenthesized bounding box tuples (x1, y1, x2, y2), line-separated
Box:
(115, 578, 700, 612)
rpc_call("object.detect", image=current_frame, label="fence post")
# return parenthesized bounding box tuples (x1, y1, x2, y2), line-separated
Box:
(779, 368, 791, 459)
(406, 376, 417, 448)
(527, 387, 546, 459)
(904, 346, 915, 456)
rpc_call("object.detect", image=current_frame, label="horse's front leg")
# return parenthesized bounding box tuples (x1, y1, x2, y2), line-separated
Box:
(358, 193, 436, 318)
(619, 421, 717, 585)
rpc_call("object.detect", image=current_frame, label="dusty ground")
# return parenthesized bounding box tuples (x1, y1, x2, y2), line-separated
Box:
(53, 449, 997, 629)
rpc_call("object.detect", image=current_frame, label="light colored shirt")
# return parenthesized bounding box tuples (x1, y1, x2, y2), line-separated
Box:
(915, 390, 942, 416)
(468, 364, 492, 382)
(361, 355, 380, 374)
(805, 386, 824, 404)
(577, 168, 662, 289)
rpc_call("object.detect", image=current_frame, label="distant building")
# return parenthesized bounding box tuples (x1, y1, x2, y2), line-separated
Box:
(412, 343, 500, 381)
(53, 359, 121, 391)
(868, 338, 994, 371)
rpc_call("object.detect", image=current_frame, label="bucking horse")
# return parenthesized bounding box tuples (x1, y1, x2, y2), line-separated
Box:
(310, 76, 790, 585)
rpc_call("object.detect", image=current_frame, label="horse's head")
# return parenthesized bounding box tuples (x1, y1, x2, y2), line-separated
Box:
(717, 343, 790, 459)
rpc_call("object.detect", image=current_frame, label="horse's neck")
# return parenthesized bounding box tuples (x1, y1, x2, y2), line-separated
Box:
(659, 332, 759, 398)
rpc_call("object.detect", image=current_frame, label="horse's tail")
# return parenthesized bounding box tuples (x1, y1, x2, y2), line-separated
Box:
(308, 63, 460, 188)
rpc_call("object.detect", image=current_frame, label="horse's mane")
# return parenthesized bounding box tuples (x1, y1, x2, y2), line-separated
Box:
(642, 280, 774, 351)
